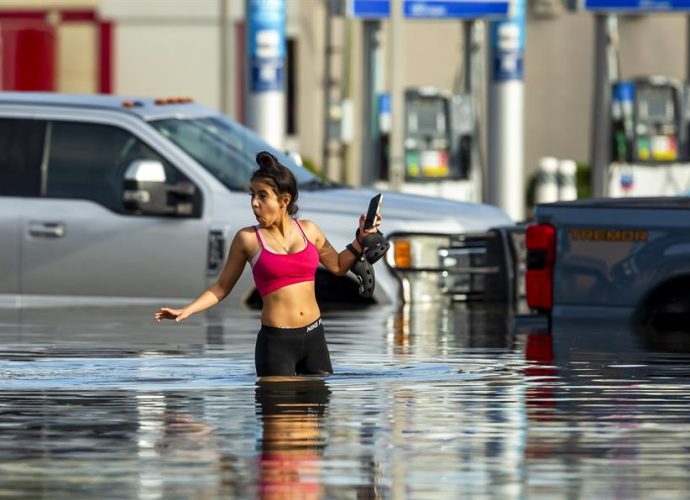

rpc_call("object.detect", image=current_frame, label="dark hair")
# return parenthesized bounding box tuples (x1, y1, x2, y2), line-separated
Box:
(251, 151, 299, 215)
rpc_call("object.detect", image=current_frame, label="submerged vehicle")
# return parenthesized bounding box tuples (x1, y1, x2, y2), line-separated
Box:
(526, 197, 690, 327)
(0, 93, 512, 311)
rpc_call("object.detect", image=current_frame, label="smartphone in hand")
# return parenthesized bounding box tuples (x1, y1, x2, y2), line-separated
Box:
(363, 193, 383, 230)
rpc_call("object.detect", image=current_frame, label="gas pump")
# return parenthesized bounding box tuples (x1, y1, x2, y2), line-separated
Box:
(404, 87, 452, 179)
(608, 76, 690, 197)
(611, 77, 685, 163)
(375, 86, 481, 202)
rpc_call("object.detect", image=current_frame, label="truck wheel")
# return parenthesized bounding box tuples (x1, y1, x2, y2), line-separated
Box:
(636, 278, 690, 330)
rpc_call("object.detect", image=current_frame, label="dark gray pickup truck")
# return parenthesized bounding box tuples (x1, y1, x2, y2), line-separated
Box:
(526, 197, 690, 327)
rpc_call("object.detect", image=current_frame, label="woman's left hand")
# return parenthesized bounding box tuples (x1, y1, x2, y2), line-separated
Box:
(358, 212, 382, 240)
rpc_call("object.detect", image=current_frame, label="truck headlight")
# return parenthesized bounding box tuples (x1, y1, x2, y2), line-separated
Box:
(386, 235, 450, 270)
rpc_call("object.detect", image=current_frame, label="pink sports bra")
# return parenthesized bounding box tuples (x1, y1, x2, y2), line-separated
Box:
(250, 219, 320, 297)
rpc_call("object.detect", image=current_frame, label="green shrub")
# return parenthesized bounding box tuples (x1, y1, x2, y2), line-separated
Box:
(576, 163, 591, 199)
(301, 157, 325, 179)
(525, 162, 592, 216)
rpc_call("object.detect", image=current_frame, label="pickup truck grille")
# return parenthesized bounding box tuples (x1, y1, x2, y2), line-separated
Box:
(438, 234, 496, 299)
(438, 228, 526, 306)
(385, 228, 525, 305)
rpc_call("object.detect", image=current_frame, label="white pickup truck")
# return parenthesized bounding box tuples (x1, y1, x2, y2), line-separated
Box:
(525, 197, 690, 327)
(0, 93, 513, 312)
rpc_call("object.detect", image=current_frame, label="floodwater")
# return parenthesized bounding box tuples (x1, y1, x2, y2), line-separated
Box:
(1, 303, 690, 499)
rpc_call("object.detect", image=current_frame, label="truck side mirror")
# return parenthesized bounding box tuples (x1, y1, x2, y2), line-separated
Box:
(123, 160, 170, 215)
(123, 160, 199, 216)
(125, 159, 167, 182)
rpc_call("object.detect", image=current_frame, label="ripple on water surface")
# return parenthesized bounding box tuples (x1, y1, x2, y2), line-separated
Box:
(2, 306, 690, 498)
(0, 355, 514, 391)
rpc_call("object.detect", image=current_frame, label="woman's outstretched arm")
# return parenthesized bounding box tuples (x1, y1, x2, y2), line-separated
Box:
(155, 229, 250, 322)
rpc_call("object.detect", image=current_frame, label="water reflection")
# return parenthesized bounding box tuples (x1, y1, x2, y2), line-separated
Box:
(387, 302, 517, 356)
(522, 319, 690, 498)
(0, 391, 141, 498)
(255, 378, 331, 499)
(155, 399, 218, 461)
(2, 301, 690, 497)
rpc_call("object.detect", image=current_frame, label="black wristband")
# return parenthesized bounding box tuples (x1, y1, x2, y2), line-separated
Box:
(356, 227, 383, 243)
(346, 243, 361, 257)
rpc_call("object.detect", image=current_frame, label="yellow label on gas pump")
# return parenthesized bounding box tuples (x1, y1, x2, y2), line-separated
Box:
(420, 150, 449, 178)
(651, 135, 677, 161)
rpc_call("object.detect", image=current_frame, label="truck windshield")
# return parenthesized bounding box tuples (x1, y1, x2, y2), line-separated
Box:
(150, 115, 320, 191)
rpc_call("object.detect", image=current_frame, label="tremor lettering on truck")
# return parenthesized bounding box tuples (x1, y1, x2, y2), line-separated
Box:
(569, 229, 648, 242)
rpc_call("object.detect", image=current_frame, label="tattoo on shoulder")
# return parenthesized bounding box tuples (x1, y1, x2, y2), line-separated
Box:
(321, 240, 334, 253)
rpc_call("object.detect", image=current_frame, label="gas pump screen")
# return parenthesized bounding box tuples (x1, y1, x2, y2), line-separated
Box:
(638, 86, 674, 121)
(413, 100, 446, 132)
(404, 94, 452, 179)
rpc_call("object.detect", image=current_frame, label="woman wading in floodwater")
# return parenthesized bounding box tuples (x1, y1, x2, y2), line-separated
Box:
(155, 151, 381, 377)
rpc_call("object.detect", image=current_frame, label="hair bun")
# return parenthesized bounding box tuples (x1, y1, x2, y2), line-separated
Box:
(256, 151, 278, 170)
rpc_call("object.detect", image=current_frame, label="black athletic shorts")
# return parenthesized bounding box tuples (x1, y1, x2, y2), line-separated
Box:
(255, 318, 333, 377)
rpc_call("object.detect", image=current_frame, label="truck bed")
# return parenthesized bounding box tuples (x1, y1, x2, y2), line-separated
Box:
(530, 196, 690, 327)
(544, 196, 690, 210)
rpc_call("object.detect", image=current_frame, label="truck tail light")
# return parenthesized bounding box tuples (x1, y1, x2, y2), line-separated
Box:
(525, 223, 555, 310)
